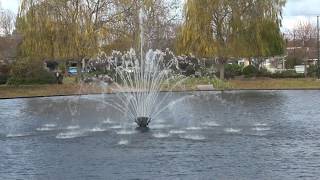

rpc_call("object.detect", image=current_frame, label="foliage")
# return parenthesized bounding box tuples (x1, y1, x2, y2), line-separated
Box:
(242, 65, 258, 76)
(175, 0, 215, 58)
(212, 78, 232, 90)
(0, 65, 10, 84)
(17, 0, 100, 61)
(7, 59, 56, 85)
(0, 74, 8, 84)
(308, 65, 319, 77)
(239, 7, 285, 59)
(17, 0, 180, 62)
(269, 70, 304, 78)
(256, 68, 272, 77)
(177, 0, 286, 79)
(185, 65, 196, 76)
(58, 63, 66, 74)
(225, 64, 243, 79)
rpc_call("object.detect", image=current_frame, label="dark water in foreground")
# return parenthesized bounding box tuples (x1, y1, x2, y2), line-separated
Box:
(0, 91, 320, 179)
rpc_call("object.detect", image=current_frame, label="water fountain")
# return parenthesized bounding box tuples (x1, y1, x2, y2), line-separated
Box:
(106, 7, 185, 128)
(111, 49, 184, 128)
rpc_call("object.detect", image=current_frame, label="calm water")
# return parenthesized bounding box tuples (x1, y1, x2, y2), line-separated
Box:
(1, 91, 320, 179)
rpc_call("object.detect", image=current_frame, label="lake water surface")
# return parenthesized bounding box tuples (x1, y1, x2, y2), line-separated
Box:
(1, 91, 320, 179)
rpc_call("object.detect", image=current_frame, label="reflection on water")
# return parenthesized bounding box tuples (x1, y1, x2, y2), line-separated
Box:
(1, 91, 320, 179)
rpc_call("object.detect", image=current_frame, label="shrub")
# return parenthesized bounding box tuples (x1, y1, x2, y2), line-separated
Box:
(7, 59, 56, 85)
(270, 70, 304, 78)
(256, 68, 272, 77)
(0, 65, 10, 84)
(0, 74, 8, 84)
(212, 78, 232, 90)
(242, 65, 258, 77)
(58, 63, 67, 74)
(225, 64, 243, 79)
(308, 65, 318, 77)
(185, 64, 196, 76)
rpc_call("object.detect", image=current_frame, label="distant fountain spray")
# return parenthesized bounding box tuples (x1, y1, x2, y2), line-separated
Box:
(139, 7, 145, 70)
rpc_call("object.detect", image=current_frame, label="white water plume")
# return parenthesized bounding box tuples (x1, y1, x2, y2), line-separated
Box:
(102, 6, 186, 127)
(110, 49, 186, 126)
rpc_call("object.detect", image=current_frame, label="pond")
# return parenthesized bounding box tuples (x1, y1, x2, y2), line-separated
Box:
(1, 90, 320, 179)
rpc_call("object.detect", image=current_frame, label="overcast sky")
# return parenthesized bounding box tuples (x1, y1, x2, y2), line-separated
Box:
(0, 0, 319, 31)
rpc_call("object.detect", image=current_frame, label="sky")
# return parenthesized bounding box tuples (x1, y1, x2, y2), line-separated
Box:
(0, 0, 319, 31)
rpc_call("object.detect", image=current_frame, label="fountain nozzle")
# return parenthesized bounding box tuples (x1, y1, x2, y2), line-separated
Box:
(135, 117, 151, 127)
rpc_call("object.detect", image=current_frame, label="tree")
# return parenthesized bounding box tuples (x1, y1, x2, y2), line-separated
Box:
(177, 0, 286, 79)
(0, 8, 15, 36)
(16, 0, 180, 61)
(17, 0, 106, 60)
(285, 20, 317, 76)
(101, 0, 180, 54)
(239, 0, 285, 66)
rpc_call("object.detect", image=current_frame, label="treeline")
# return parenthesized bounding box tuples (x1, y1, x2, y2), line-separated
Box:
(1, 0, 287, 84)
(16, 0, 180, 61)
(16, 0, 285, 61)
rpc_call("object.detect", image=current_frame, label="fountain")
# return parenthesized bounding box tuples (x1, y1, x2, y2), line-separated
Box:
(106, 7, 185, 128)
(111, 48, 184, 128)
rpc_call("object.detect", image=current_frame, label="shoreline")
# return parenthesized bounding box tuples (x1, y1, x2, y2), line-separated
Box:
(1, 78, 320, 99)
(1, 87, 320, 100)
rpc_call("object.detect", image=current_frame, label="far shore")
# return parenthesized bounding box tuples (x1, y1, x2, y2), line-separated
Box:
(1, 78, 320, 99)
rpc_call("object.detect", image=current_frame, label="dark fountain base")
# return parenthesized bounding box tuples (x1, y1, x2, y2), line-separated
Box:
(135, 117, 151, 128)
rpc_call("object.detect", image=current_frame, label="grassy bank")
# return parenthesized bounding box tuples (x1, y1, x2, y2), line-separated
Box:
(229, 78, 320, 90)
(0, 84, 112, 99)
(1, 78, 320, 99)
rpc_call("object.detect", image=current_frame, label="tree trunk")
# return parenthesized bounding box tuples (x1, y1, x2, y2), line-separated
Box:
(248, 57, 252, 65)
(77, 59, 82, 83)
(304, 62, 308, 78)
(219, 64, 225, 80)
(218, 57, 225, 80)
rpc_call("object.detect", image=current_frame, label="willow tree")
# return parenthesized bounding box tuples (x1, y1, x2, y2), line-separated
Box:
(177, 0, 286, 79)
(16, 0, 106, 61)
(175, 0, 215, 57)
(239, 0, 286, 66)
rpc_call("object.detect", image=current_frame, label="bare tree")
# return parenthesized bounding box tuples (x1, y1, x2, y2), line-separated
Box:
(0, 9, 15, 36)
(285, 20, 318, 73)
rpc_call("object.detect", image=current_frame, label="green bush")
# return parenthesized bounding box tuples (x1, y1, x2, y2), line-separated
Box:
(256, 68, 271, 77)
(7, 59, 56, 85)
(0, 65, 10, 84)
(308, 65, 318, 77)
(270, 70, 304, 78)
(242, 65, 258, 77)
(225, 64, 243, 78)
(0, 74, 8, 84)
(185, 65, 196, 76)
(58, 63, 67, 74)
(212, 78, 232, 90)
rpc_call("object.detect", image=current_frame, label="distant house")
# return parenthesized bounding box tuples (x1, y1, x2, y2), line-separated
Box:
(261, 56, 286, 73)
(228, 56, 286, 73)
